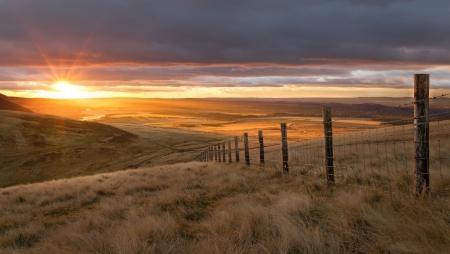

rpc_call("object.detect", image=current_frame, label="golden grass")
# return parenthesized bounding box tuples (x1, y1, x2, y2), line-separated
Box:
(100, 115, 381, 141)
(1, 162, 449, 253)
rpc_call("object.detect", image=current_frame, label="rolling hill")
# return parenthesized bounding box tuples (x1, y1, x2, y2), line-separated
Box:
(0, 162, 449, 253)
(0, 110, 225, 187)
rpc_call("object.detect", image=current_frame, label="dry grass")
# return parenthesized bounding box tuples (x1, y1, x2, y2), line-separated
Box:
(239, 120, 450, 196)
(1, 162, 449, 253)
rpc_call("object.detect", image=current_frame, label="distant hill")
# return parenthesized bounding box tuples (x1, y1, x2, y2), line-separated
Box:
(0, 93, 33, 113)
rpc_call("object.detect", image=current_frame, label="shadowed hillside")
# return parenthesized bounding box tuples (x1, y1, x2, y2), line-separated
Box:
(0, 94, 32, 113)
(0, 111, 226, 187)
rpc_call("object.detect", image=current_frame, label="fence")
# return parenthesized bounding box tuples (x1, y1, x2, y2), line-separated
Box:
(194, 74, 450, 197)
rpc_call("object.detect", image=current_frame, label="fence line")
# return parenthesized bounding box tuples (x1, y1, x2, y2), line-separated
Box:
(194, 74, 450, 197)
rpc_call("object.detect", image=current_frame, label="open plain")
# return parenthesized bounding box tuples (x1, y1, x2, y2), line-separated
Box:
(1, 97, 450, 253)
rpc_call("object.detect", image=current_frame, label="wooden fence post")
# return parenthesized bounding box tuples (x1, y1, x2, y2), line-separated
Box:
(258, 130, 265, 165)
(228, 140, 232, 163)
(281, 123, 289, 173)
(214, 145, 218, 162)
(244, 133, 250, 165)
(218, 143, 222, 162)
(222, 142, 226, 162)
(414, 74, 430, 196)
(209, 147, 213, 161)
(323, 107, 334, 184)
(235, 136, 240, 162)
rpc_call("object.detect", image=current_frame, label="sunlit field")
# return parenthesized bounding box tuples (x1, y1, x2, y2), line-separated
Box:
(7, 97, 428, 140)
(98, 113, 382, 141)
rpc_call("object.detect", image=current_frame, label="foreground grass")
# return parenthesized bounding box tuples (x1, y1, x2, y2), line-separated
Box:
(1, 162, 449, 253)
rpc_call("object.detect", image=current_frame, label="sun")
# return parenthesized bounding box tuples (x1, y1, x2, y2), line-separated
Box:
(47, 81, 91, 99)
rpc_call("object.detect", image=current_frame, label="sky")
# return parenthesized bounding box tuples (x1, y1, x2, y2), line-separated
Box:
(0, 0, 449, 98)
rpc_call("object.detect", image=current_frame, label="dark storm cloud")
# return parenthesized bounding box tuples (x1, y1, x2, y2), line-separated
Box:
(1, 66, 450, 90)
(0, 66, 350, 81)
(348, 0, 414, 7)
(1, 0, 449, 66)
(0, 81, 49, 91)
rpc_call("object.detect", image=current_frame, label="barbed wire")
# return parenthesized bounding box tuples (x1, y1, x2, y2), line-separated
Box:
(204, 95, 450, 147)
(283, 93, 450, 129)
(195, 92, 450, 191)
(378, 110, 450, 125)
(196, 104, 450, 196)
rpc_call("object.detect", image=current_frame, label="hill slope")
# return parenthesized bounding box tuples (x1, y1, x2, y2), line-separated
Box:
(0, 162, 449, 253)
(0, 95, 32, 113)
(0, 111, 224, 187)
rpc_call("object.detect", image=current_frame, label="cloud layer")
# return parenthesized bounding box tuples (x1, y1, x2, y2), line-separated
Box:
(0, 0, 449, 96)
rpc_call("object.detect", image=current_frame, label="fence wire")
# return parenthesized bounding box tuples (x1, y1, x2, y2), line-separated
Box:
(194, 95, 450, 197)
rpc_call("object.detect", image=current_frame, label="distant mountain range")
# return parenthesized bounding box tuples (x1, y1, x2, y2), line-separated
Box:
(0, 93, 33, 113)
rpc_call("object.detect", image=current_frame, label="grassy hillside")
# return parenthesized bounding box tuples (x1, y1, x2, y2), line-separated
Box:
(0, 111, 226, 187)
(0, 162, 449, 253)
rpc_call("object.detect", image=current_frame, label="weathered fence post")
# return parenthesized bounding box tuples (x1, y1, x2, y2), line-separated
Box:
(323, 107, 334, 184)
(414, 74, 430, 196)
(235, 136, 240, 162)
(244, 133, 250, 165)
(209, 146, 213, 161)
(281, 123, 289, 173)
(218, 143, 222, 162)
(228, 140, 232, 163)
(258, 130, 265, 165)
(222, 142, 226, 162)
(214, 145, 218, 162)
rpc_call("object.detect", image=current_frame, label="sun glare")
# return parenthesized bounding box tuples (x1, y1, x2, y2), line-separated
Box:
(40, 81, 91, 99)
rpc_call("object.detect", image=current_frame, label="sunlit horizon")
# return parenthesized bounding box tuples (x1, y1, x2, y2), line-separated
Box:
(2, 85, 450, 99)
(34, 81, 92, 99)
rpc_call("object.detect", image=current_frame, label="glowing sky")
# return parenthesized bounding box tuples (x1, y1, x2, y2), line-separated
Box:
(1, 0, 450, 98)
